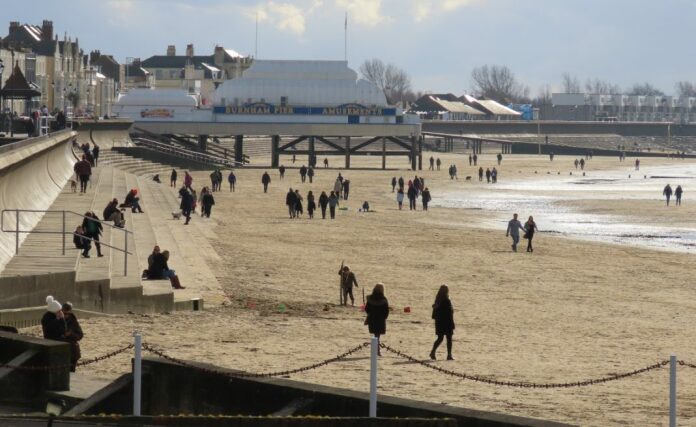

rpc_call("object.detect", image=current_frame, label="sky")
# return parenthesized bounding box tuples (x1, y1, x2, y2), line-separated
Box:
(2, 0, 696, 96)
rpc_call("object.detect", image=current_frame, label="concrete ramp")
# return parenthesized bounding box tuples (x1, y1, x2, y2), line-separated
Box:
(74, 119, 133, 150)
(0, 131, 77, 272)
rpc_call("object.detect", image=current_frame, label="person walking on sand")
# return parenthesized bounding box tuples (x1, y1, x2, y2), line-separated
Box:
(319, 191, 329, 219)
(338, 266, 359, 306)
(491, 167, 498, 184)
(391, 177, 397, 192)
(429, 285, 454, 361)
(407, 184, 417, 211)
(286, 188, 298, 219)
(398, 176, 405, 191)
(574, 159, 579, 169)
(299, 165, 308, 183)
(279, 165, 286, 180)
(202, 188, 215, 218)
(485, 168, 492, 183)
(579, 158, 585, 170)
(228, 171, 236, 192)
(473, 153, 478, 166)
(324, 157, 329, 168)
(396, 187, 405, 210)
(262, 171, 271, 193)
(506, 213, 526, 252)
(664, 184, 673, 206)
(635, 159, 640, 170)
(170, 169, 178, 187)
(468, 154, 472, 166)
(675, 185, 683, 206)
(294, 189, 304, 217)
(180, 188, 194, 225)
(524, 216, 538, 253)
(436, 157, 441, 171)
(307, 191, 316, 219)
(497, 153, 502, 165)
(429, 156, 434, 170)
(365, 283, 389, 356)
(308, 166, 314, 183)
(342, 179, 350, 200)
(333, 177, 342, 198)
(61, 302, 83, 372)
(478, 166, 484, 182)
(328, 191, 339, 219)
(184, 171, 193, 190)
(422, 187, 432, 211)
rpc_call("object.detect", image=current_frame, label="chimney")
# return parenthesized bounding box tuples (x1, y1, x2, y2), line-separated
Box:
(41, 20, 53, 41)
(9, 21, 20, 36)
(185, 43, 194, 57)
(167, 45, 176, 56)
(89, 50, 101, 64)
(214, 45, 224, 65)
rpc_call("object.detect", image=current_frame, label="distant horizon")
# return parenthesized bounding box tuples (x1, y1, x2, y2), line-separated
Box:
(2, 0, 695, 96)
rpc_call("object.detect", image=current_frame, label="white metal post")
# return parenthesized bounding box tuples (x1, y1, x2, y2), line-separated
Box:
(61, 211, 66, 255)
(369, 335, 378, 418)
(133, 332, 142, 416)
(670, 354, 676, 427)
(124, 231, 128, 276)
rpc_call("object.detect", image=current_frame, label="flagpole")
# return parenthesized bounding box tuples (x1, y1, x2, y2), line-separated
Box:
(344, 12, 348, 62)
(255, 11, 259, 58)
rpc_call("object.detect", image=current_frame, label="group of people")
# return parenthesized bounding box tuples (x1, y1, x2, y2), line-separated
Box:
(354, 277, 455, 360)
(394, 176, 431, 211)
(573, 158, 586, 170)
(663, 184, 684, 206)
(143, 245, 185, 289)
(41, 296, 83, 371)
(479, 167, 499, 183)
(428, 156, 442, 171)
(286, 188, 340, 219)
(506, 213, 538, 253)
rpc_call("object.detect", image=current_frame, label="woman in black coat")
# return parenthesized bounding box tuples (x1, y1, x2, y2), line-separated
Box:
(62, 302, 84, 372)
(524, 216, 538, 253)
(365, 283, 389, 356)
(318, 191, 329, 219)
(430, 285, 455, 360)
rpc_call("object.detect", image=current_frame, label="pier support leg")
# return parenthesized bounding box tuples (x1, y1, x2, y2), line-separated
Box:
(345, 137, 351, 169)
(410, 135, 417, 171)
(271, 135, 280, 168)
(418, 136, 423, 171)
(308, 136, 316, 167)
(235, 135, 244, 164)
(198, 134, 208, 151)
(381, 137, 386, 170)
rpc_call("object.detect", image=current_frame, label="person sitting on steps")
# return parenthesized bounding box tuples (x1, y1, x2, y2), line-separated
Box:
(146, 246, 185, 289)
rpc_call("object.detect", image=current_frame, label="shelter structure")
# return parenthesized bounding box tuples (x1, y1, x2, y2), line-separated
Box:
(0, 63, 41, 136)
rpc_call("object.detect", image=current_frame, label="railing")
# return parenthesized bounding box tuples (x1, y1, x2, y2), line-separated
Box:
(131, 137, 244, 168)
(0, 209, 133, 276)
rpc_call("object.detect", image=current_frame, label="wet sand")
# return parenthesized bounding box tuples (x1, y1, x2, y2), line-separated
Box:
(23, 153, 696, 426)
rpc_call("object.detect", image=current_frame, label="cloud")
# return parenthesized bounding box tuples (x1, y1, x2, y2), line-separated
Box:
(105, 0, 137, 26)
(247, 1, 317, 35)
(442, 0, 476, 11)
(336, 0, 388, 26)
(413, 1, 432, 22)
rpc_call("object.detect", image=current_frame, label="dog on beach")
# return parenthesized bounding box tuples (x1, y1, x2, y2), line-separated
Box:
(69, 179, 77, 192)
(465, 176, 472, 181)
(171, 211, 182, 220)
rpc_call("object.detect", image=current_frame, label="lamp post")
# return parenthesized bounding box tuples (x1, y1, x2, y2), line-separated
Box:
(0, 59, 4, 133)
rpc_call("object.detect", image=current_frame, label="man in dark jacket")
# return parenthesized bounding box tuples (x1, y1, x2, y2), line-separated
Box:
(82, 211, 103, 257)
(279, 165, 285, 180)
(407, 185, 417, 210)
(307, 166, 314, 183)
(299, 165, 308, 183)
(74, 155, 92, 193)
(664, 184, 673, 206)
(92, 145, 100, 167)
(180, 189, 194, 225)
(262, 171, 271, 193)
(202, 190, 215, 218)
(286, 188, 298, 219)
(338, 266, 359, 306)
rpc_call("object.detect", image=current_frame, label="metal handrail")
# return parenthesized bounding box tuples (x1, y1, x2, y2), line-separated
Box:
(1, 209, 133, 276)
(131, 137, 244, 168)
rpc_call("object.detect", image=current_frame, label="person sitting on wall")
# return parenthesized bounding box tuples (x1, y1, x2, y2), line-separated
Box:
(121, 189, 144, 213)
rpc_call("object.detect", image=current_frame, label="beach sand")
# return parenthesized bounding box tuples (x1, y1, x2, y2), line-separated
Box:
(23, 153, 696, 426)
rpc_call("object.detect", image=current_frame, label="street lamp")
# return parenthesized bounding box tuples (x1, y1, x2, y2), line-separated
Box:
(0, 59, 5, 132)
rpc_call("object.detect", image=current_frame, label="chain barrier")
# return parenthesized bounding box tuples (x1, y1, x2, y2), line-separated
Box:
(379, 343, 670, 389)
(678, 361, 696, 369)
(0, 344, 134, 371)
(141, 342, 370, 378)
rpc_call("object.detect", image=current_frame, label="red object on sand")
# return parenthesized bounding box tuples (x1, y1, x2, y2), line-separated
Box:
(404, 306, 411, 313)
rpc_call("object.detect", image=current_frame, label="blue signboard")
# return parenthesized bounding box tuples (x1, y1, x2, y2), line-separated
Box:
(213, 102, 397, 116)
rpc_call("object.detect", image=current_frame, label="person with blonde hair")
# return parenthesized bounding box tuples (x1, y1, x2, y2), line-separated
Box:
(429, 285, 454, 360)
(365, 283, 389, 356)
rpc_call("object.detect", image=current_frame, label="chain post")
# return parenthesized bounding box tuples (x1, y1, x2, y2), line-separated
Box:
(14, 209, 19, 254)
(124, 230, 128, 276)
